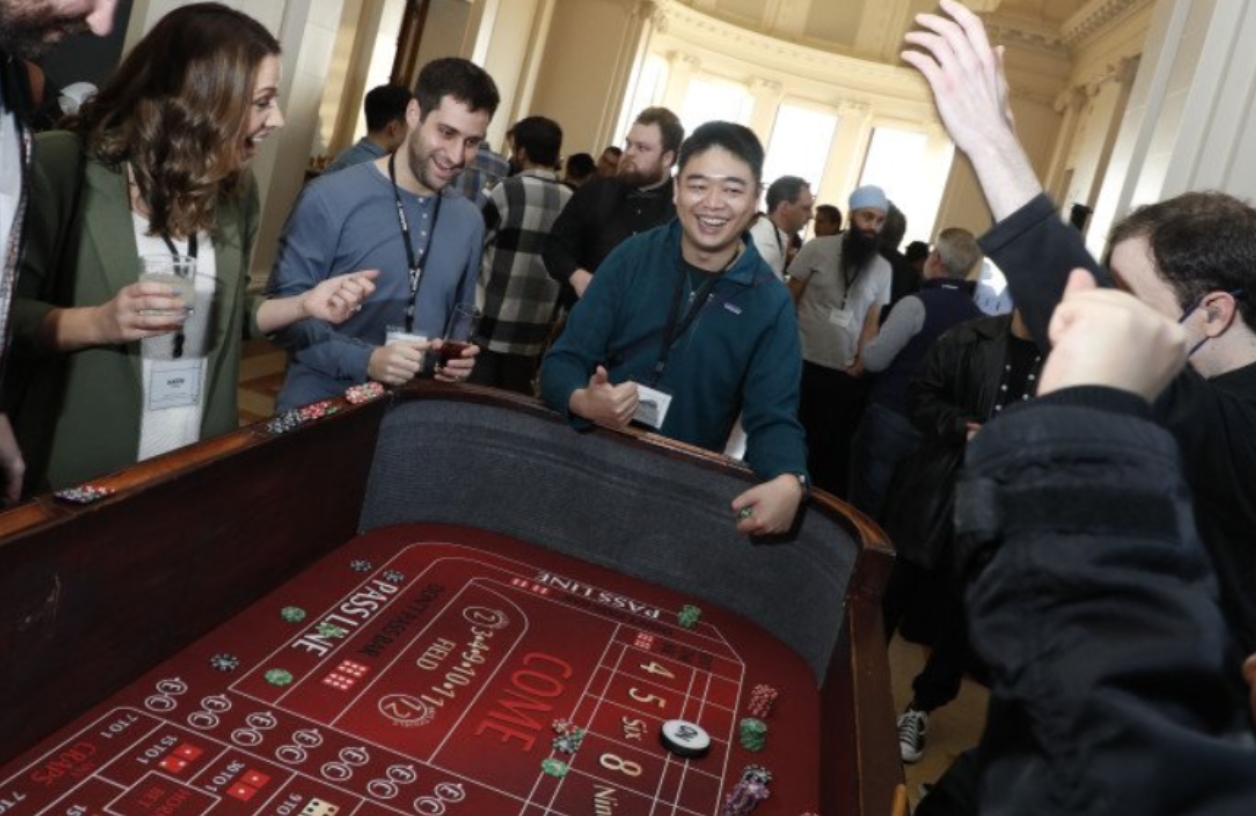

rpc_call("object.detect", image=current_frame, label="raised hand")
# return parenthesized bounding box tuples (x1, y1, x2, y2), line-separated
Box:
(901, 0, 1042, 219)
(1039, 269, 1188, 401)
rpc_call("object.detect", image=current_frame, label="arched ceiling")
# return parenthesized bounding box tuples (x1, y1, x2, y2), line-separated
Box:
(669, 0, 1108, 62)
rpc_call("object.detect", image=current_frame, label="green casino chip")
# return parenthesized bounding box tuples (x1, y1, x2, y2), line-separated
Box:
(280, 606, 306, 623)
(264, 668, 294, 686)
(541, 758, 568, 778)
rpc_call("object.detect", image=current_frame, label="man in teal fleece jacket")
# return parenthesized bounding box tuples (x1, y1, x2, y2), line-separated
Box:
(541, 121, 808, 535)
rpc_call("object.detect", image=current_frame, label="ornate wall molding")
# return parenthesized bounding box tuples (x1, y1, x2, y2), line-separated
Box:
(1061, 0, 1153, 49)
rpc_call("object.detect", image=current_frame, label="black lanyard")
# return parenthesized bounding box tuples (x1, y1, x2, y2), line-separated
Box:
(652, 248, 737, 386)
(160, 232, 197, 359)
(389, 151, 443, 332)
(839, 259, 860, 311)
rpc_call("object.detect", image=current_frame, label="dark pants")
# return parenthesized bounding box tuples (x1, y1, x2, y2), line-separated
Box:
(849, 402, 921, 521)
(467, 348, 540, 396)
(798, 361, 869, 497)
(883, 557, 970, 713)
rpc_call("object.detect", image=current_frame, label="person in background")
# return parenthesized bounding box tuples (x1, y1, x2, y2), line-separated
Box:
(851, 227, 982, 520)
(787, 184, 892, 496)
(561, 151, 596, 189)
(8, 3, 375, 492)
(748, 175, 813, 280)
(471, 116, 571, 394)
(0, 0, 120, 501)
(452, 139, 509, 208)
(543, 107, 682, 305)
(812, 203, 842, 238)
(324, 83, 411, 174)
(596, 144, 621, 177)
(880, 202, 921, 316)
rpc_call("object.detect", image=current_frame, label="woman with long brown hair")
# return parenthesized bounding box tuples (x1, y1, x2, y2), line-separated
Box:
(8, 3, 374, 492)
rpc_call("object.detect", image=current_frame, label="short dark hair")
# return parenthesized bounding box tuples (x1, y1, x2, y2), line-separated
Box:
(414, 57, 499, 121)
(565, 152, 597, 180)
(602, 145, 622, 158)
(507, 116, 563, 168)
(816, 204, 841, 225)
(634, 107, 684, 165)
(364, 84, 412, 132)
(676, 121, 764, 184)
(765, 176, 809, 213)
(904, 240, 930, 264)
(1108, 191, 1256, 328)
(880, 204, 907, 250)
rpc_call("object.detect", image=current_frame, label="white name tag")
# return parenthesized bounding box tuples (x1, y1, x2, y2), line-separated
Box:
(633, 384, 673, 430)
(147, 359, 204, 410)
(829, 307, 854, 328)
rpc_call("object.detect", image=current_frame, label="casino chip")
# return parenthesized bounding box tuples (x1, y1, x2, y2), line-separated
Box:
(209, 654, 240, 672)
(264, 668, 294, 687)
(266, 409, 306, 435)
(747, 684, 778, 719)
(280, 606, 307, 623)
(350, 559, 373, 572)
(677, 604, 702, 629)
(383, 570, 406, 584)
(316, 623, 349, 639)
(739, 718, 768, 752)
(660, 719, 711, 759)
(540, 758, 568, 778)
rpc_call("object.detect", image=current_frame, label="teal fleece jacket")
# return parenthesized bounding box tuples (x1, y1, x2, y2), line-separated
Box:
(541, 220, 807, 482)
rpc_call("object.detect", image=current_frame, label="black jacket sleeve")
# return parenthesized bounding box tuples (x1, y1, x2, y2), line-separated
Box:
(978, 193, 1110, 350)
(543, 180, 598, 285)
(954, 388, 1256, 816)
(909, 326, 973, 442)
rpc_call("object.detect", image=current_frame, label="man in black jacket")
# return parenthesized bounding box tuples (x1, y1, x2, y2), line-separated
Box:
(905, 0, 1256, 654)
(542, 107, 682, 306)
(943, 268, 1256, 814)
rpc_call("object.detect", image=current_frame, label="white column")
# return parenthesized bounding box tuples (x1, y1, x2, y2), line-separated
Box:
(746, 77, 784, 148)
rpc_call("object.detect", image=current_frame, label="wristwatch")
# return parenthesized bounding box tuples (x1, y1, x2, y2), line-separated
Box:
(794, 473, 810, 499)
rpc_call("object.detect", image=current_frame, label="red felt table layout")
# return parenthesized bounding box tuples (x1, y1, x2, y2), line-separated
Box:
(0, 525, 822, 816)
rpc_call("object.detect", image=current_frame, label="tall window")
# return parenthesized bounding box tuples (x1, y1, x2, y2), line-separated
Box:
(680, 77, 753, 136)
(762, 104, 838, 210)
(860, 126, 952, 244)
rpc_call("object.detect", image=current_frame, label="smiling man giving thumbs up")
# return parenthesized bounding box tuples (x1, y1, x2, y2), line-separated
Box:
(541, 122, 808, 537)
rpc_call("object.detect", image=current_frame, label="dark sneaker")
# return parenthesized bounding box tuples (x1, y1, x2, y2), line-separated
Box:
(898, 707, 929, 763)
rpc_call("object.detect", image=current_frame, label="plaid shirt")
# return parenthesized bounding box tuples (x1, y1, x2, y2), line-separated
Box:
(477, 169, 572, 355)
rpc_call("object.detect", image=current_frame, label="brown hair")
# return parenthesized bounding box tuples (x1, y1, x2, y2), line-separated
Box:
(71, 3, 280, 237)
(634, 107, 684, 166)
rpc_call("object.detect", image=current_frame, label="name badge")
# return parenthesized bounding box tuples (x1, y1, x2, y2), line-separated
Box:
(829, 307, 854, 328)
(632, 384, 673, 430)
(147, 359, 204, 411)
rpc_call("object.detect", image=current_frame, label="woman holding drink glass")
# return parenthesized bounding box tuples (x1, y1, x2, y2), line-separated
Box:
(7, 3, 375, 492)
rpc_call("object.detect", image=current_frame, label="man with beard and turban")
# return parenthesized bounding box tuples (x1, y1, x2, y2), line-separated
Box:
(787, 185, 891, 496)
(0, 0, 119, 503)
(543, 107, 683, 309)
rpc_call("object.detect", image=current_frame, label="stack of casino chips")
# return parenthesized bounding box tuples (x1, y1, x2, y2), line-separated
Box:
(551, 719, 585, 753)
(739, 717, 768, 752)
(678, 604, 702, 629)
(747, 684, 778, 719)
(719, 765, 772, 816)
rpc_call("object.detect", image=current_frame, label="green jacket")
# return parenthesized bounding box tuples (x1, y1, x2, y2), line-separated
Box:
(8, 131, 264, 491)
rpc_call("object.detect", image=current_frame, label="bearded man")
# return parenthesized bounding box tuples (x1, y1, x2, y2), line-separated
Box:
(542, 107, 683, 307)
(787, 185, 892, 496)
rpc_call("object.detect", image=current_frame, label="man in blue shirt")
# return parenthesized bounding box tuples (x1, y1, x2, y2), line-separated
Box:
(541, 122, 808, 536)
(324, 84, 411, 174)
(268, 58, 499, 410)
